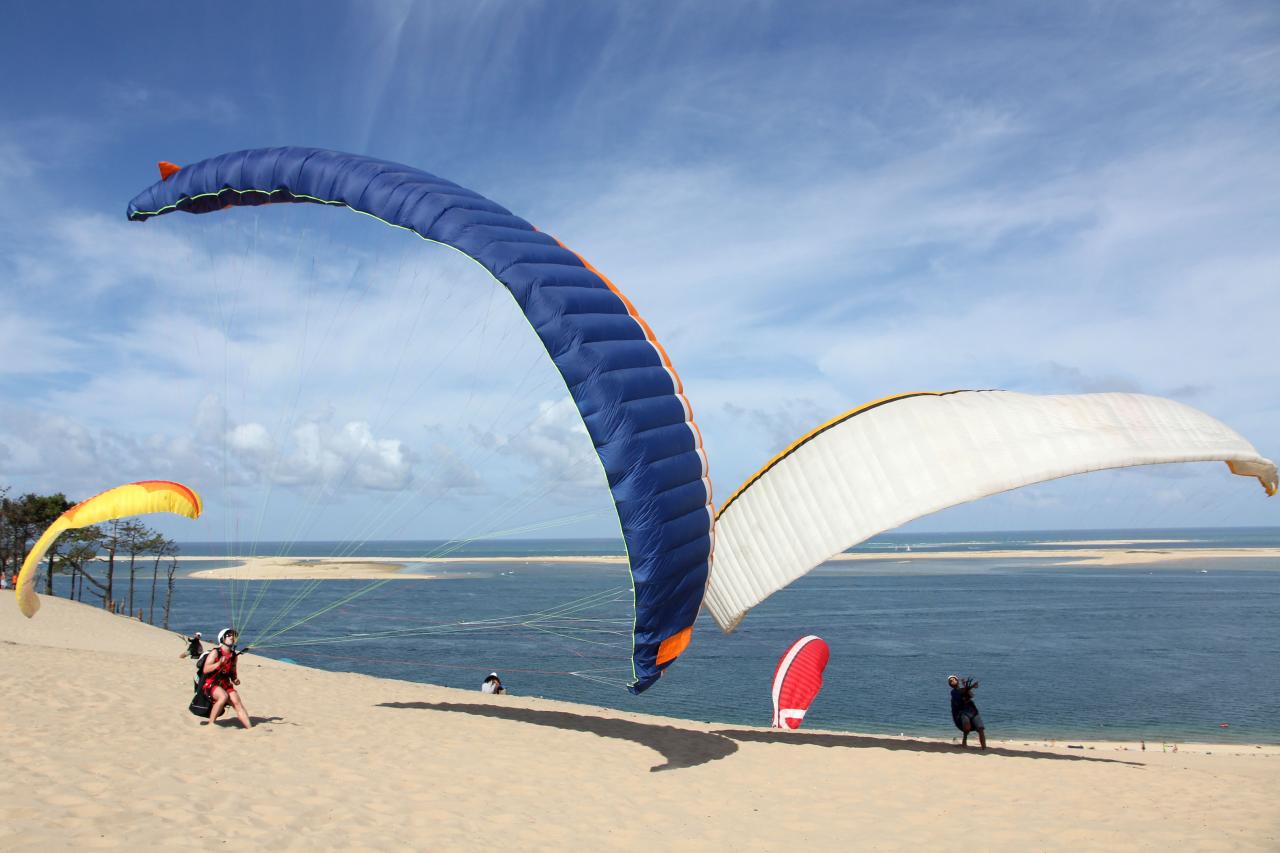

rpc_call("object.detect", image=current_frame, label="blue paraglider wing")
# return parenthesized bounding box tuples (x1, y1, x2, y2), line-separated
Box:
(128, 147, 712, 692)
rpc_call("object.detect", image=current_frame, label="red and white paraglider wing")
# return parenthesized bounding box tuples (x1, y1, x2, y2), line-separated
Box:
(771, 635, 830, 729)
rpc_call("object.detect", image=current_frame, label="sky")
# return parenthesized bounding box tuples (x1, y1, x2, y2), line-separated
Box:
(1, 1, 1278, 544)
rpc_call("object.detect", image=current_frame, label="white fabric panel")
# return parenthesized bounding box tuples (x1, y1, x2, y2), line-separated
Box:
(705, 391, 1277, 633)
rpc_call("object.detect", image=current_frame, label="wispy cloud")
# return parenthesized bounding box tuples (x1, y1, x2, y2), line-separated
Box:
(1, 1, 1277, 536)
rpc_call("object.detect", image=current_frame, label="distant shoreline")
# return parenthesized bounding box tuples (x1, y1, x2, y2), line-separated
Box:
(180, 546, 1280, 580)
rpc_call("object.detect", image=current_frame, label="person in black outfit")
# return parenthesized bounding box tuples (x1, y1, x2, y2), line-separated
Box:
(180, 632, 204, 660)
(948, 674, 987, 749)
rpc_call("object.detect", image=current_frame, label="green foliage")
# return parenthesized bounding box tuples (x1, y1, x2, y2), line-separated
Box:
(1, 489, 73, 578)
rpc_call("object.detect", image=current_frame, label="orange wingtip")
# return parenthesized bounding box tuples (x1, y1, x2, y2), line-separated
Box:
(158, 161, 182, 181)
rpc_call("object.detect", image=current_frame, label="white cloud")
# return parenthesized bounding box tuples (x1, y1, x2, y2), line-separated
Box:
(490, 398, 605, 498)
(3, 4, 1278, 535)
(226, 422, 274, 461)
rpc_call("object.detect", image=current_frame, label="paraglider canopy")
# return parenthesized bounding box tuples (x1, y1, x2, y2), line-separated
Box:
(772, 635, 830, 729)
(14, 480, 203, 617)
(126, 147, 713, 693)
(708, 390, 1277, 632)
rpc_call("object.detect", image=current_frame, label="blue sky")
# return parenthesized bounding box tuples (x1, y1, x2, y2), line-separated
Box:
(1, 1, 1278, 542)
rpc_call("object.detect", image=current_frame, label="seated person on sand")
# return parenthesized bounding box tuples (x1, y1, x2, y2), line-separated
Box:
(179, 631, 204, 660)
(948, 674, 987, 749)
(481, 672, 505, 694)
(201, 628, 252, 729)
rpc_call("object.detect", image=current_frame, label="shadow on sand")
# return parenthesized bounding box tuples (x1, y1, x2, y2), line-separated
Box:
(210, 715, 291, 728)
(376, 702, 1145, 771)
(376, 701, 737, 772)
(714, 728, 1144, 765)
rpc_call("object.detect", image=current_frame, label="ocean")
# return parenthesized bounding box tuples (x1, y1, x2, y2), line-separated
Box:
(109, 528, 1280, 742)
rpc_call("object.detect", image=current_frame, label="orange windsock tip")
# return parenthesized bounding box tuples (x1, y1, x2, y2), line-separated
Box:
(158, 161, 182, 181)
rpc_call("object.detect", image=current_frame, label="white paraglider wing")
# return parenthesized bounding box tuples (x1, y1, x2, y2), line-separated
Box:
(705, 391, 1277, 632)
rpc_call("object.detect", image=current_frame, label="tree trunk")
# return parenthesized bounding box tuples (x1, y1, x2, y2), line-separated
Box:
(78, 567, 107, 597)
(163, 561, 176, 630)
(82, 574, 106, 594)
(43, 543, 60, 596)
(149, 555, 161, 624)
(127, 552, 138, 614)
(104, 540, 117, 610)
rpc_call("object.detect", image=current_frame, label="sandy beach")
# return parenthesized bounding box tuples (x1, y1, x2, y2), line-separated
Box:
(180, 546, 1280, 580)
(1, 593, 1276, 851)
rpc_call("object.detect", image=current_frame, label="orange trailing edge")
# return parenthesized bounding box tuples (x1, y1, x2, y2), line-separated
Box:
(655, 625, 693, 666)
(157, 161, 182, 181)
(14, 480, 203, 618)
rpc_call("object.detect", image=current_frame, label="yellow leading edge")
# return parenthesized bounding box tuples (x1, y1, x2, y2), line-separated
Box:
(15, 480, 203, 617)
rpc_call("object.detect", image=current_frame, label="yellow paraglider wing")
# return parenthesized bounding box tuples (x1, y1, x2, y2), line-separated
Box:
(15, 481, 203, 618)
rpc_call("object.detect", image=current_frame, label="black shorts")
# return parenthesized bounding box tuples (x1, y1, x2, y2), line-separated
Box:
(960, 710, 984, 731)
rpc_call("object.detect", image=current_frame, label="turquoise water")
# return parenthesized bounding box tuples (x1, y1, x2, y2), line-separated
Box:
(140, 528, 1280, 742)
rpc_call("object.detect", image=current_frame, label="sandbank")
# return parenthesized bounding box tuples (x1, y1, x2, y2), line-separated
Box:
(183, 554, 625, 580)
(177, 547, 1280, 581)
(186, 557, 447, 580)
(829, 546, 1280, 567)
(1, 594, 1277, 850)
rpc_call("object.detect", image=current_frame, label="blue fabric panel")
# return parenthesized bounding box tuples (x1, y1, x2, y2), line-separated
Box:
(632, 422, 701, 464)
(596, 423, 697, 489)
(504, 267, 619, 299)
(578, 341, 664, 374)
(569, 315, 649, 344)
(621, 396, 691, 431)
(472, 241, 584, 278)
(615, 481, 712, 530)
(643, 450, 707, 495)
(582, 396, 689, 440)
(419, 205, 520, 236)
(568, 368, 677, 418)
(627, 504, 714, 561)
(127, 147, 710, 693)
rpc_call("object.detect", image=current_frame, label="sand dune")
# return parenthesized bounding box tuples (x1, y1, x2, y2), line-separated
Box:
(2, 594, 1276, 850)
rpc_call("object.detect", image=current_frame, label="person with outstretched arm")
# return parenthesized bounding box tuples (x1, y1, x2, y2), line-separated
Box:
(949, 674, 987, 749)
(179, 631, 203, 659)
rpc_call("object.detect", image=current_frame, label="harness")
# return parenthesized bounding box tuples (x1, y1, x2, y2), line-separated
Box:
(189, 647, 236, 718)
